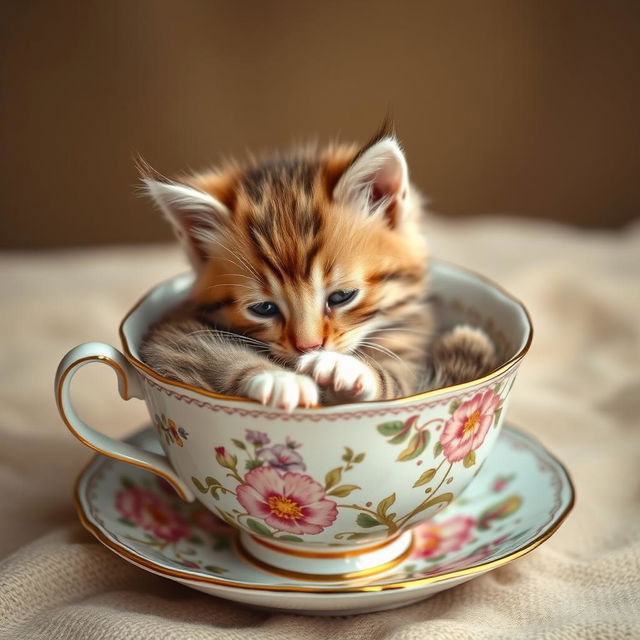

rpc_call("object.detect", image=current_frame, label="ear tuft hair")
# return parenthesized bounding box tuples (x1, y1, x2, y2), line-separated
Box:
(332, 133, 409, 228)
(139, 162, 230, 270)
(350, 114, 396, 166)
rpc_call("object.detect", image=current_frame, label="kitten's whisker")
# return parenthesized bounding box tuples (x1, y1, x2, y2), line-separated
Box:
(209, 236, 261, 280)
(351, 348, 376, 367)
(209, 255, 257, 279)
(362, 338, 427, 360)
(180, 329, 268, 349)
(356, 341, 418, 376)
(357, 341, 404, 364)
(214, 235, 259, 276)
(208, 329, 269, 347)
(369, 327, 428, 336)
(219, 272, 256, 282)
(205, 283, 256, 291)
(324, 252, 338, 276)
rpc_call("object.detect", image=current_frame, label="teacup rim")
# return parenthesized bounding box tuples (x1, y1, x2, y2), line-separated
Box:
(118, 259, 534, 409)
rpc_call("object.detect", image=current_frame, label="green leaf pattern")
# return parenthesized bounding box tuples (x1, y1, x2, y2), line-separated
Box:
(142, 379, 512, 546)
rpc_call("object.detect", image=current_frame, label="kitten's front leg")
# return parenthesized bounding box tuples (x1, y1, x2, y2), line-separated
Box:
(297, 351, 379, 402)
(141, 316, 318, 411)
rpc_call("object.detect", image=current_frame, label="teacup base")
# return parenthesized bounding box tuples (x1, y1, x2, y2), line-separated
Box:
(236, 531, 414, 581)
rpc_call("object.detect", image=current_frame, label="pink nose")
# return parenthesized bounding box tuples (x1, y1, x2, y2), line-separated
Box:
(295, 340, 323, 353)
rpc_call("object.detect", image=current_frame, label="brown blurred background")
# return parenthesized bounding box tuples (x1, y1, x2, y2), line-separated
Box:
(1, 0, 639, 248)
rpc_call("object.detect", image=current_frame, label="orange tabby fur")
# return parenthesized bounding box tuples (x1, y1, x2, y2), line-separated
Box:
(139, 129, 496, 409)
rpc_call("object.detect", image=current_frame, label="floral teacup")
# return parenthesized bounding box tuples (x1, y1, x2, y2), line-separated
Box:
(55, 260, 532, 579)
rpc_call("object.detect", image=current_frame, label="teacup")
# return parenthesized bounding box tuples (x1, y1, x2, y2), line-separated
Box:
(55, 260, 532, 580)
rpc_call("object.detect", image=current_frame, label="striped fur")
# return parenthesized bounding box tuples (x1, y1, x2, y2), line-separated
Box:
(140, 134, 496, 409)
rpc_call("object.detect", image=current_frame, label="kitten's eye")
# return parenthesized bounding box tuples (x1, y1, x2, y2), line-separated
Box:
(248, 301, 280, 317)
(327, 289, 358, 307)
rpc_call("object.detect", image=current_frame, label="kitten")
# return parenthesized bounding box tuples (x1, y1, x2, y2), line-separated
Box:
(139, 127, 496, 410)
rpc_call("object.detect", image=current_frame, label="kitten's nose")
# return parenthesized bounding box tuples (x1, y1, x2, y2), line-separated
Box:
(295, 340, 323, 353)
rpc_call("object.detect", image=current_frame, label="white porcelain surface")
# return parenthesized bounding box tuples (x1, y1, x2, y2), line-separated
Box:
(75, 424, 573, 615)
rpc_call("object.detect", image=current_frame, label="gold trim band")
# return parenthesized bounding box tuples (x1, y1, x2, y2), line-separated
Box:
(235, 535, 414, 582)
(249, 532, 402, 559)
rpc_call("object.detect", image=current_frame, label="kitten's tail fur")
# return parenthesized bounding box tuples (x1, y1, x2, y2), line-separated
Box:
(429, 325, 498, 388)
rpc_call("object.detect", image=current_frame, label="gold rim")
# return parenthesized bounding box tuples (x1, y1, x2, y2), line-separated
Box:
(235, 535, 414, 582)
(73, 427, 574, 594)
(117, 260, 534, 408)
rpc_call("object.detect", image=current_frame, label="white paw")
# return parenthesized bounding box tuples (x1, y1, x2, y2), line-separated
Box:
(240, 371, 319, 412)
(297, 351, 378, 400)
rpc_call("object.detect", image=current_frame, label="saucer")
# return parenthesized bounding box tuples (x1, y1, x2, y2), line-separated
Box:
(75, 424, 574, 615)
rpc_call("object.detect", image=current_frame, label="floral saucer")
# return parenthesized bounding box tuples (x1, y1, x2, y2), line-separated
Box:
(75, 424, 574, 615)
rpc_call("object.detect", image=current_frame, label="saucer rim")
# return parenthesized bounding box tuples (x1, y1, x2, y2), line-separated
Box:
(74, 424, 575, 594)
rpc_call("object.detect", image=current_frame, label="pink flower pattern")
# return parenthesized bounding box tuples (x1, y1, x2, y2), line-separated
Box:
(257, 444, 306, 472)
(236, 467, 338, 535)
(439, 390, 501, 463)
(423, 548, 491, 575)
(115, 485, 190, 542)
(412, 515, 476, 559)
(191, 509, 233, 534)
(178, 384, 506, 544)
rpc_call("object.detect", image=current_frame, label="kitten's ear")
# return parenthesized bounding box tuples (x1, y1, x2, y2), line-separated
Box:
(142, 175, 230, 270)
(333, 136, 409, 228)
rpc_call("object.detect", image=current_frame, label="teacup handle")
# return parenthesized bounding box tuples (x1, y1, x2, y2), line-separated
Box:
(55, 342, 195, 501)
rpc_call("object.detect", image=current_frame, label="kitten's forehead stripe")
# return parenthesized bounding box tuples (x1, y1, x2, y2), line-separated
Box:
(367, 270, 422, 284)
(243, 157, 317, 204)
(247, 222, 287, 283)
(244, 166, 320, 284)
(303, 239, 322, 280)
(295, 208, 321, 239)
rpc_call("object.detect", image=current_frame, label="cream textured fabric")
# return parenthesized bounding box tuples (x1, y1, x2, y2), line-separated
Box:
(1, 217, 639, 639)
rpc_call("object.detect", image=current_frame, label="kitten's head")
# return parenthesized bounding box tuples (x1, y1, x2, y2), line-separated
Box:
(142, 129, 429, 364)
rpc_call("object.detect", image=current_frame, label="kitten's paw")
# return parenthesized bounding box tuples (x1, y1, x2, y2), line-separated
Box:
(240, 371, 319, 412)
(297, 351, 378, 401)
